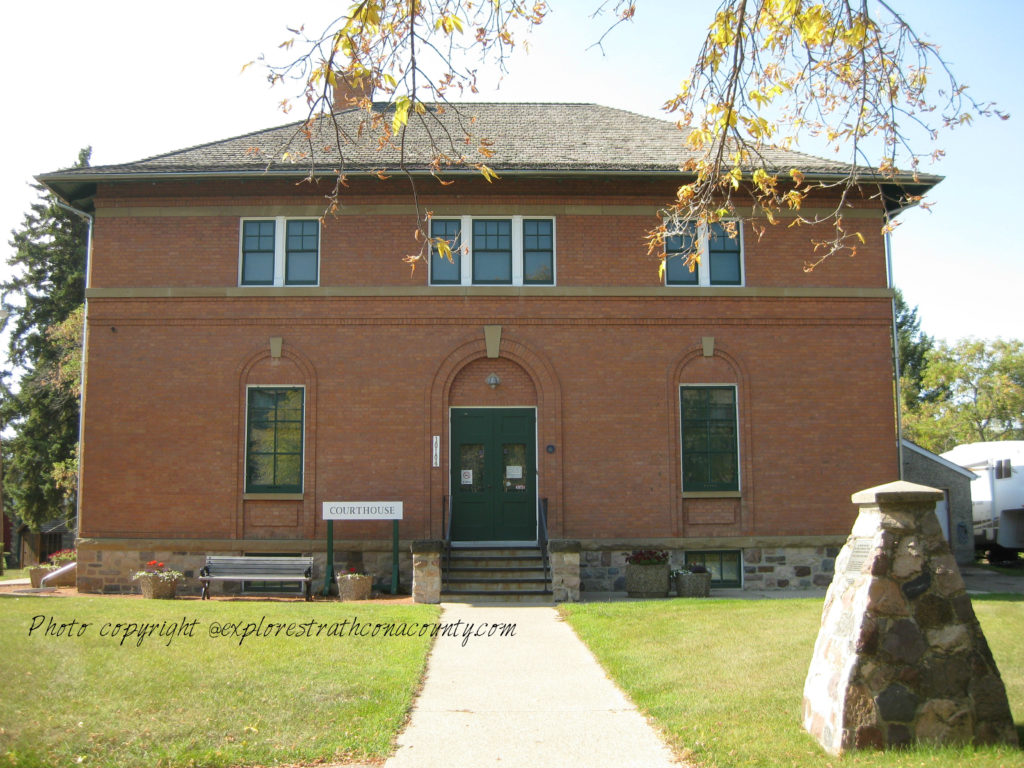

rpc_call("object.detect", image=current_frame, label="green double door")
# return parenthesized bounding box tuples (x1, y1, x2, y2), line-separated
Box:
(450, 408, 537, 542)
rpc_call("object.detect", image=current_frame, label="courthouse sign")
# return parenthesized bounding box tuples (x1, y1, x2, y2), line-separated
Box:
(322, 501, 403, 520)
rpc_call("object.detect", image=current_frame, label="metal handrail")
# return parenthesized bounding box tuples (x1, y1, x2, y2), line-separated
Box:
(442, 495, 452, 588)
(538, 497, 550, 585)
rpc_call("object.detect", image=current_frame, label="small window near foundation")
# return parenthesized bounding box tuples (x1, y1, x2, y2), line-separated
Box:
(684, 550, 741, 587)
(242, 552, 305, 594)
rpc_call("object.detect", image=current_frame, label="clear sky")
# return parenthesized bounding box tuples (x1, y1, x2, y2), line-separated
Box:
(1, 0, 1020, 351)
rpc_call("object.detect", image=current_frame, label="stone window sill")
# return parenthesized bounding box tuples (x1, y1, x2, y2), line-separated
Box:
(681, 491, 742, 499)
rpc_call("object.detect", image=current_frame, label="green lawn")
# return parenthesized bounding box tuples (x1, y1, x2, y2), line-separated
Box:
(0, 568, 30, 582)
(0, 596, 440, 768)
(562, 596, 1024, 768)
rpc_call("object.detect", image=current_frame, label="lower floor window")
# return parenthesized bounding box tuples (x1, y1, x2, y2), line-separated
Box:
(246, 387, 304, 493)
(680, 385, 739, 492)
(685, 550, 741, 587)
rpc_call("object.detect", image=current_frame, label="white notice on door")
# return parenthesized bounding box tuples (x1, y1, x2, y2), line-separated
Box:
(461, 469, 473, 485)
(506, 465, 523, 479)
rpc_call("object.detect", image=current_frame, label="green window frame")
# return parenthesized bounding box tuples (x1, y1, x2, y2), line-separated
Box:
(430, 218, 462, 284)
(240, 218, 320, 287)
(665, 223, 699, 285)
(285, 220, 320, 285)
(428, 216, 556, 286)
(472, 219, 513, 284)
(707, 222, 742, 285)
(664, 220, 743, 286)
(680, 385, 739, 492)
(246, 387, 304, 494)
(241, 220, 277, 285)
(523, 219, 554, 284)
(685, 550, 742, 587)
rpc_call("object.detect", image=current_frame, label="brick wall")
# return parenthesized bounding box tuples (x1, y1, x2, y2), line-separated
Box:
(76, 176, 899, 591)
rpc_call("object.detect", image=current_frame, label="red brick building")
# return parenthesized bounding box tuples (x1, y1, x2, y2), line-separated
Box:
(39, 103, 937, 595)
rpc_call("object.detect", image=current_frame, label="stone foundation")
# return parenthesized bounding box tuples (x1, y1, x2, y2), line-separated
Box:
(579, 543, 839, 592)
(75, 538, 412, 596)
(549, 540, 581, 602)
(803, 481, 1018, 754)
(411, 540, 442, 604)
(742, 546, 838, 588)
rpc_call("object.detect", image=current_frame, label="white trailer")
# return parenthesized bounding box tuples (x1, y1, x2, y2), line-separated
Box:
(941, 441, 1024, 558)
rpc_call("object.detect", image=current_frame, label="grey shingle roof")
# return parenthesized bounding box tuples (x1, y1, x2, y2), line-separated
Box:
(38, 102, 939, 207)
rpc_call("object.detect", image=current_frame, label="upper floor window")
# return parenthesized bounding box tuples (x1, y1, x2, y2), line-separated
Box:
(430, 216, 555, 286)
(240, 218, 319, 286)
(665, 221, 743, 286)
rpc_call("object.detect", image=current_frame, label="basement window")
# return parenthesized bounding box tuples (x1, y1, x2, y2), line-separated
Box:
(685, 550, 742, 587)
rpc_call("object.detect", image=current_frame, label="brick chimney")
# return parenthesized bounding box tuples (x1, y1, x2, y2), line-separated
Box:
(332, 70, 375, 111)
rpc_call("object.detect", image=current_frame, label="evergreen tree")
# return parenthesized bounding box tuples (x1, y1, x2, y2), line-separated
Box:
(894, 288, 936, 413)
(2, 148, 89, 530)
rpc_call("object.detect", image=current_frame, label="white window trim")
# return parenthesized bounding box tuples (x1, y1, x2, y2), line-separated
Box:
(429, 215, 557, 287)
(239, 217, 321, 288)
(664, 219, 745, 287)
(679, 383, 741, 494)
(244, 384, 306, 495)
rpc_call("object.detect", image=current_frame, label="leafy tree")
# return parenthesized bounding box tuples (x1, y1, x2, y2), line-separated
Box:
(257, 0, 1001, 270)
(1, 149, 89, 531)
(903, 338, 1024, 454)
(894, 288, 936, 413)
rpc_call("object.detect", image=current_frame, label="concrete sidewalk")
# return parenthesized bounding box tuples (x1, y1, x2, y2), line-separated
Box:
(384, 603, 680, 768)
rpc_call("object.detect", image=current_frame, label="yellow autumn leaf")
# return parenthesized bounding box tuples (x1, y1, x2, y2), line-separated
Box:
(392, 96, 411, 133)
(477, 164, 500, 183)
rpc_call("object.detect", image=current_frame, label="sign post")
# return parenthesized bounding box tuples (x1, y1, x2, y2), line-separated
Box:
(323, 502, 404, 596)
(322, 519, 335, 597)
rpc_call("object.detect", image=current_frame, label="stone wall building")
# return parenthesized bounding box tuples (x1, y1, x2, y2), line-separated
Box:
(901, 439, 976, 565)
(38, 103, 938, 595)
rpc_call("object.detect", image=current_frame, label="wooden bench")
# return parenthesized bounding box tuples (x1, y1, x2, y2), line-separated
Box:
(199, 556, 315, 600)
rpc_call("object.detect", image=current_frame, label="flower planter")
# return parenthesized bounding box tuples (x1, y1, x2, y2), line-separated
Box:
(674, 571, 712, 598)
(29, 566, 50, 588)
(337, 574, 372, 601)
(137, 575, 179, 599)
(625, 562, 669, 598)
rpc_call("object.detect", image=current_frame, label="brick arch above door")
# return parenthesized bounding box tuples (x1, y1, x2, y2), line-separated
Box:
(450, 357, 538, 406)
(426, 333, 563, 539)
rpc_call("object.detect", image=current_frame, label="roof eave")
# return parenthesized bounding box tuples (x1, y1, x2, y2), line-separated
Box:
(37, 167, 942, 216)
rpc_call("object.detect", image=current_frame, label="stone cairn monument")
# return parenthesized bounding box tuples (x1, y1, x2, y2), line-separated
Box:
(803, 481, 1018, 753)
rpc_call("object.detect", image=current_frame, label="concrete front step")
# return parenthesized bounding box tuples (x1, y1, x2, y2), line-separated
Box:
(446, 567, 547, 579)
(448, 547, 541, 557)
(447, 558, 544, 570)
(442, 545, 552, 602)
(446, 578, 549, 591)
(442, 590, 554, 604)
